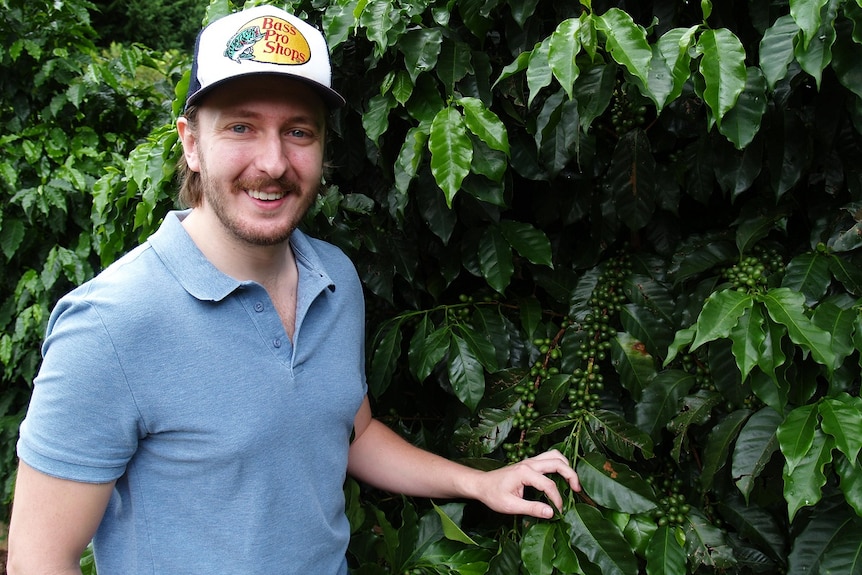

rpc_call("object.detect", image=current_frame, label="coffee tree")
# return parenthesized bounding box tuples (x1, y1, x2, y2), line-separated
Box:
(4, 0, 862, 573)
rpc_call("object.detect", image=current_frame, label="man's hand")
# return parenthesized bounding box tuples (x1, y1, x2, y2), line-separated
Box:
(473, 449, 580, 519)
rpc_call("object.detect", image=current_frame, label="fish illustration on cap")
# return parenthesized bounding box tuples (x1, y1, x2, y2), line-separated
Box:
(224, 25, 266, 62)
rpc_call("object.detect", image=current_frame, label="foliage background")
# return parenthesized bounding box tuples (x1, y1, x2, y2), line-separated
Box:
(3, 0, 862, 573)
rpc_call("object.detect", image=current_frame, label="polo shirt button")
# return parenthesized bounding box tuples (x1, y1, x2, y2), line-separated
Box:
(254, 302, 264, 312)
(273, 338, 282, 348)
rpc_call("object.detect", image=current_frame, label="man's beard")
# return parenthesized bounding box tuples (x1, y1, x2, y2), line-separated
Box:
(198, 164, 313, 247)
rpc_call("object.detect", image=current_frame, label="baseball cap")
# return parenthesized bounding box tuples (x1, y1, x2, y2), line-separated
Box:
(185, 5, 346, 110)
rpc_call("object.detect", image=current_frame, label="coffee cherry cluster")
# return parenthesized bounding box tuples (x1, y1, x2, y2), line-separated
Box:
(681, 353, 714, 392)
(567, 365, 603, 416)
(722, 246, 783, 292)
(610, 85, 649, 135)
(647, 475, 690, 527)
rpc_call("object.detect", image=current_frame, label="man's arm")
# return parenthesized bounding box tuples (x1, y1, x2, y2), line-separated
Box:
(347, 397, 580, 519)
(7, 461, 114, 575)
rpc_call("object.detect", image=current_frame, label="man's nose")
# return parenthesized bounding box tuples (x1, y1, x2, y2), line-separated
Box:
(255, 132, 289, 178)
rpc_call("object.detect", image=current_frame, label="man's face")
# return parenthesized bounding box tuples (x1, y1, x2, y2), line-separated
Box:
(178, 76, 326, 246)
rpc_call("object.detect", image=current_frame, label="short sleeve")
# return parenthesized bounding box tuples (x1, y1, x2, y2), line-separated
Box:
(17, 291, 143, 484)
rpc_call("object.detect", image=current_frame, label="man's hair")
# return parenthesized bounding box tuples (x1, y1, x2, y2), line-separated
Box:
(177, 105, 202, 208)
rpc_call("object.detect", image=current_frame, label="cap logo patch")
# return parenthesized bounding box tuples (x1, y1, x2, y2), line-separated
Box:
(223, 16, 311, 65)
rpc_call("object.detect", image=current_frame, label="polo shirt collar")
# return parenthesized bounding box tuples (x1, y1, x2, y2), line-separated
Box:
(148, 210, 336, 301)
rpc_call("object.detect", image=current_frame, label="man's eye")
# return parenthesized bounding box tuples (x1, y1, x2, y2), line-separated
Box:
(288, 129, 308, 138)
(231, 125, 249, 134)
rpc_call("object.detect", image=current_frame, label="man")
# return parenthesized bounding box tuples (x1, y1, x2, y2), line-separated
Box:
(7, 6, 580, 574)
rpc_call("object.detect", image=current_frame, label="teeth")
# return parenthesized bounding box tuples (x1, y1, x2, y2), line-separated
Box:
(247, 189, 284, 201)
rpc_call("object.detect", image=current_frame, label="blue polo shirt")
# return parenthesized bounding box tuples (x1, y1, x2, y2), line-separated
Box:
(18, 210, 367, 574)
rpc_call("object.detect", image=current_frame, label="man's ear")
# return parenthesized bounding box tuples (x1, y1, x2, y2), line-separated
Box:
(177, 117, 201, 172)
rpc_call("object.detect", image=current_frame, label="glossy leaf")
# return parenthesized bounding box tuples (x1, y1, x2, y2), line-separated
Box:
(729, 303, 765, 382)
(400, 27, 443, 83)
(605, 129, 656, 231)
(645, 524, 687, 575)
(732, 407, 782, 502)
(527, 38, 553, 107)
(759, 14, 799, 89)
(651, 26, 698, 111)
(429, 106, 472, 207)
(819, 394, 862, 462)
(718, 67, 767, 150)
(564, 503, 639, 575)
(696, 28, 747, 125)
(478, 226, 514, 294)
(777, 403, 819, 474)
(577, 451, 657, 513)
(701, 409, 751, 491)
(635, 369, 696, 440)
(619, 303, 673, 361)
(459, 97, 509, 156)
(587, 408, 655, 460)
(500, 221, 553, 268)
(835, 452, 862, 517)
(408, 318, 449, 381)
(447, 334, 485, 412)
(610, 331, 658, 401)
(760, 288, 837, 371)
(690, 289, 753, 351)
(595, 8, 651, 90)
(783, 428, 834, 521)
(781, 251, 832, 306)
(521, 522, 555, 575)
(790, 0, 829, 49)
(549, 18, 582, 100)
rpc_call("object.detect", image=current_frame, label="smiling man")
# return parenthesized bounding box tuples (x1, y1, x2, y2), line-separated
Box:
(7, 6, 580, 574)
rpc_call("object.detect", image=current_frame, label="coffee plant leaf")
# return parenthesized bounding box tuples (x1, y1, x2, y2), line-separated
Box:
(577, 451, 657, 514)
(447, 333, 485, 412)
(478, 225, 514, 294)
(573, 63, 616, 131)
(521, 521, 555, 575)
(811, 301, 856, 365)
(818, 394, 862, 462)
(500, 220, 553, 268)
(790, 0, 830, 50)
(829, 253, 862, 295)
(683, 507, 736, 569)
(645, 524, 687, 575)
(635, 369, 696, 441)
(782, 251, 832, 305)
(759, 14, 800, 89)
(731, 407, 783, 502)
(619, 303, 673, 360)
(458, 97, 509, 156)
(527, 37, 553, 107)
(564, 503, 638, 575)
(610, 331, 657, 401)
(718, 67, 768, 150)
(834, 452, 862, 516)
(690, 289, 753, 351)
(549, 18, 582, 101)
(817, 524, 862, 575)
(653, 26, 698, 111)
(695, 28, 747, 126)
(715, 494, 786, 565)
(786, 497, 855, 573)
(783, 428, 833, 521)
(586, 409, 654, 460)
(400, 27, 443, 84)
(408, 317, 449, 382)
(594, 8, 651, 92)
(760, 287, 837, 370)
(700, 408, 751, 491)
(368, 317, 404, 398)
(605, 129, 656, 231)
(429, 106, 472, 206)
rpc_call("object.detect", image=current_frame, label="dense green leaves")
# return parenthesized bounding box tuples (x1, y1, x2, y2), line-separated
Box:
(8, 0, 862, 573)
